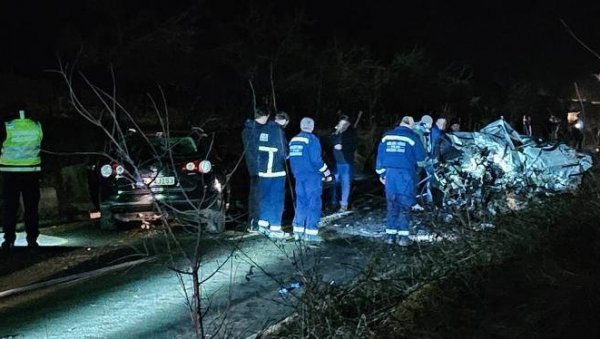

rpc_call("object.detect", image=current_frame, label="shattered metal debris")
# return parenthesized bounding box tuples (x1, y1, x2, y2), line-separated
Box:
(435, 119, 593, 215)
(278, 282, 303, 297)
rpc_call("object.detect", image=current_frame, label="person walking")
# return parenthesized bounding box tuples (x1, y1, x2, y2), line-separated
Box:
(376, 116, 426, 246)
(328, 115, 357, 212)
(1, 107, 44, 250)
(289, 117, 332, 242)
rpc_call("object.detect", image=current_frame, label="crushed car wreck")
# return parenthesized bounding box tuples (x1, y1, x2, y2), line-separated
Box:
(434, 118, 593, 217)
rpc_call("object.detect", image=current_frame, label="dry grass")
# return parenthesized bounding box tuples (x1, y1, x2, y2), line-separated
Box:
(265, 168, 600, 338)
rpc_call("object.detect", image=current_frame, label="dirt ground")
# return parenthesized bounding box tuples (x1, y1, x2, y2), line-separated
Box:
(2, 179, 599, 338)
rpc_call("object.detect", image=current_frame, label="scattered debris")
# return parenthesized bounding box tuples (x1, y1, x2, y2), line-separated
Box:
(436, 119, 593, 216)
(278, 282, 303, 297)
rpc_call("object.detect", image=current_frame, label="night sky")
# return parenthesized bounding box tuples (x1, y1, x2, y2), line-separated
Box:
(2, 0, 600, 115)
(1, 2, 599, 73)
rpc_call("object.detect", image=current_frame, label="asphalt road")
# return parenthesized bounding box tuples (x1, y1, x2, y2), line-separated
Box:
(0, 219, 375, 338)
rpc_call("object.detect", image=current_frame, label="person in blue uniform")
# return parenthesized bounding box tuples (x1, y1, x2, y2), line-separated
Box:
(288, 117, 332, 242)
(376, 116, 426, 246)
(242, 108, 288, 238)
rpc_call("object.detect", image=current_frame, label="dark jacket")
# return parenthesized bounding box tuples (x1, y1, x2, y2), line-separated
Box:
(330, 127, 358, 165)
(242, 119, 287, 178)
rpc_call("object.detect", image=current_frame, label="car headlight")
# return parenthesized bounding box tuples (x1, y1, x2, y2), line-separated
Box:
(100, 164, 113, 178)
(199, 160, 212, 173)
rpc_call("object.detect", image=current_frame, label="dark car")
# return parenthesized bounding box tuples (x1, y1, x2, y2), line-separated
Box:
(92, 130, 226, 233)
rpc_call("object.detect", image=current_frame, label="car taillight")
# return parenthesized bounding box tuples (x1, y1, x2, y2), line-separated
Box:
(100, 164, 113, 178)
(182, 160, 212, 173)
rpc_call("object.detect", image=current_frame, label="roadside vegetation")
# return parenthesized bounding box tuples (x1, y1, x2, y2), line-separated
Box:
(263, 167, 600, 338)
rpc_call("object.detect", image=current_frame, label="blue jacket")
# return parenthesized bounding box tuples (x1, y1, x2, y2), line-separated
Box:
(242, 119, 288, 178)
(375, 126, 426, 176)
(289, 131, 329, 177)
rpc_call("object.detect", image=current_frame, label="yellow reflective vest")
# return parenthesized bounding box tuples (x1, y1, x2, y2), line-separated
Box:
(0, 118, 43, 172)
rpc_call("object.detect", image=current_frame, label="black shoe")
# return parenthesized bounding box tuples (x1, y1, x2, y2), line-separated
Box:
(27, 242, 40, 249)
(1, 241, 14, 251)
(384, 234, 396, 245)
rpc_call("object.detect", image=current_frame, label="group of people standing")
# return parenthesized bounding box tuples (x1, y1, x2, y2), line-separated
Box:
(242, 108, 448, 245)
(242, 108, 358, 242)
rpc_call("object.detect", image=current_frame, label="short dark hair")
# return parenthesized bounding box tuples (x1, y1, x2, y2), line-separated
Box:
(254, 107, 269, 119)
(275, 111, 289, 122)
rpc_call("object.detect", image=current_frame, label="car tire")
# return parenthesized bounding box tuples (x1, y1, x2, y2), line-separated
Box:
(203, 208, 226, 234)
(100, 204, 117, 230)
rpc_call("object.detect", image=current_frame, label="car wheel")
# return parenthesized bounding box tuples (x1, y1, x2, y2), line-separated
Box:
(202, 208, 226, 234)
(100, 204, 117, 230)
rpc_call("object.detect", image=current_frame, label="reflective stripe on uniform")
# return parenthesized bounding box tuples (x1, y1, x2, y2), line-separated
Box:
(290, 137, 309, 144)
(319, 164, 328, 173)
(258, 146, 285, 177)
(293, 226, 305, 233)
(258, 220, 270, 227)
(258, 171, 286, 178)
(270, 225, 282, 231)
(397, 230, 410, 236)
(305, 228, 319, 235)
(381, 135, 415, 146)
(385, 229, 398, 235)
(376, 168, 386, 175)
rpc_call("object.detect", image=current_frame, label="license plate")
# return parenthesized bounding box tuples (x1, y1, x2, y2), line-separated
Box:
(151, 176, 175, 186)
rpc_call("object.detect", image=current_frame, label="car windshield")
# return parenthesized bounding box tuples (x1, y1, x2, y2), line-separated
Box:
(126, 136, 198, 160)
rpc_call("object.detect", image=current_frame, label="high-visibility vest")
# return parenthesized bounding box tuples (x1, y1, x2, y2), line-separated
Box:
(0, 118, 43, 172)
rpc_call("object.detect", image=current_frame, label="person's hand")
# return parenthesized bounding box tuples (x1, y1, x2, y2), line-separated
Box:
(334, 144, 343, 150)
(379, 176, 386, 185)
(324, 175, 333, 183)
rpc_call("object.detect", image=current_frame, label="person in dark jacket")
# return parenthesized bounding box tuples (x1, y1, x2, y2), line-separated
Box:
(289, 117, 332, 242)
(376, 116, 426, 247)
(1, 105, 44, 250)
(430, 117, 446, 158)
(328, 115, 357, 212)
(241, 108, 289, 238)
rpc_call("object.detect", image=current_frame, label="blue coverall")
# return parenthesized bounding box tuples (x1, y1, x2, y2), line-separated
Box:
(242, 120, 288, 231)
(376, 126, 426, 237)
(289, 132, 329, 236)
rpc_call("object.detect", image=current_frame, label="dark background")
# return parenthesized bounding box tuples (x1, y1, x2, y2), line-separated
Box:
(1, 0, 600, 156)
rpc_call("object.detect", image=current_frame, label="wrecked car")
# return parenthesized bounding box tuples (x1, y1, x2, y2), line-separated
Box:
(434, 119, 593, 216)
(91, 130, 226, 232)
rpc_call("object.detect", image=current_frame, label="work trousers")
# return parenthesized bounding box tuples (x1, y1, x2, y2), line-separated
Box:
(292, 174, 322, 235)
(258, 176, 285, 231)
(2, 172, 41, 244)
(384, 168, 415, 237)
